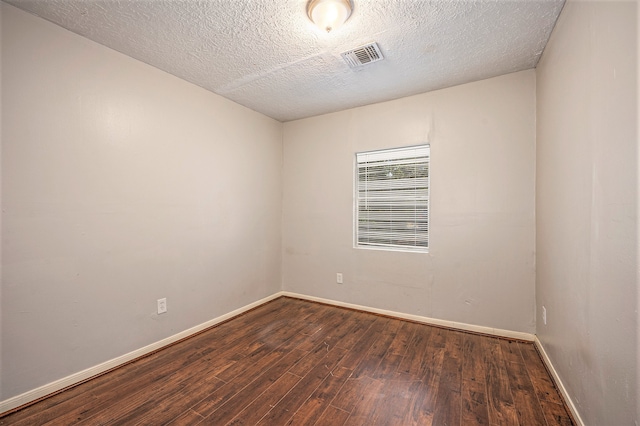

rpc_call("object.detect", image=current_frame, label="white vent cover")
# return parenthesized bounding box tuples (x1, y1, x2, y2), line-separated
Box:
(341, 42, 384, 68)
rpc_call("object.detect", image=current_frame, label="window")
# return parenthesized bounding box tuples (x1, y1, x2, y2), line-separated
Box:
(355, 145, 430, 251)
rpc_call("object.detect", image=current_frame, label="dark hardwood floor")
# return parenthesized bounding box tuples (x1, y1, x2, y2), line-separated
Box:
(0, 297, 574, 425)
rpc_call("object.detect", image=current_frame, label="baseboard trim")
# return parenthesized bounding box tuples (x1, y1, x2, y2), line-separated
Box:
(0, 292, 282, 416)
(280, 291, 535, 342)
(534, 337, 585, 426)
(0, 290, 539, 416)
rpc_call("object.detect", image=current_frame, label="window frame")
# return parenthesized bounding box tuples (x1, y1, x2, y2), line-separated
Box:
(354, 144, 430, 253)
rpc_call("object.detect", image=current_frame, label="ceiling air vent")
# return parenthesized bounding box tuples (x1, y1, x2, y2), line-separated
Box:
(341, 42, 384, 68)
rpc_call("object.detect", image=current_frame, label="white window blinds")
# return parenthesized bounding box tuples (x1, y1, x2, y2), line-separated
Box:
(356, 145, 430, 251)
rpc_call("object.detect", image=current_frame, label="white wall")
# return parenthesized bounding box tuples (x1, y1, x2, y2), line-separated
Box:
(1, 3, 282, 400)
(536, 1, 638, 424)
(282, 70, 536, 334)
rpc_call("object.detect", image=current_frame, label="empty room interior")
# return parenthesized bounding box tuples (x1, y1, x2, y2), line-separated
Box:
(1, 0, 638, 425)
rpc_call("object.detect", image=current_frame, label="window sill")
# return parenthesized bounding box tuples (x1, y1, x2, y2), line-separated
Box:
(354, 244, 429, 254)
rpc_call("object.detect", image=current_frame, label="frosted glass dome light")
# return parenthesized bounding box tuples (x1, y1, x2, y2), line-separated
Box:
(307, 0, 353, 33)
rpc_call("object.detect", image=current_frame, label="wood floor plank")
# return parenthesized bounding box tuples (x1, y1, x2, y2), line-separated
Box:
(319, 311, 375, 352)
(189, 341, 309, 418)
(333, 317, 386, 371)
(0, 298, 573, 426)
(45, 354, 226, 425)
(213, 318, 303, 382)
(11, 333, 226, 425)
(3, 356, 141, 425)
(438, 331, 463, 392)
(351, 318, 402, 379)
(539, 400, 574, 426)
(152, 346, 309, 425)
(461, 379, 490, 426)
(397, 325, 449, 425)
(292, 305, 355, 352)
(184, 305, 336, 420)
(255, 346, 348, 425)
(505, 354, 548, 426)
(326, 313, 379, 355)
(500, 339, 525, 365)
(332, 312, 378, 351)
(313, 405, 350, 426)
(283, 366, 352, 425)
(168, 409, 205, 425)
(518, 342, 564, 405)
(330, 376, 377, 413)
(400, 341, 445, 425)
(462, 334, 488, 384)
(184, 348, 308, 426)
(371, 321, 417, 380)
(432, 388, 461, 426)
(485, 338, 520, 426)
(402, 372, 444, 426)
(368, 379, 422, 425)
(372, 352, 403, 379)
(432, 330, 464, 426)
(397, 324, 434, 378)
(89, 360, 231, 425)
(222, 372, 302, 426)
(288, 341, 338, 377)
(385, 321, 418, 356)
(133, 375, 228, 425)
(420, 329, 447, 377)
(342, 378, 385, 426)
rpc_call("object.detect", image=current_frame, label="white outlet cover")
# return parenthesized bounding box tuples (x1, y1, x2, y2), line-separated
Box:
(157, 298, 167, 314)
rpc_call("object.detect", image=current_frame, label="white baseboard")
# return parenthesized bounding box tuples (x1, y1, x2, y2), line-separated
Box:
(0, 290, 538, 416)
(534, 337, 585, 426)
(0, 292, 282, 415)
(280, 291, 535, 342)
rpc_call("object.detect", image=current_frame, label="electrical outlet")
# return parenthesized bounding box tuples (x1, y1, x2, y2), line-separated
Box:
(336, 273, 343, 284)
(542, 306, 547, 325)
(157, 298, 167, 314)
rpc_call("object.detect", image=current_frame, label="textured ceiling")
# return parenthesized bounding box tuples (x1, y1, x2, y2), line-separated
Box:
(5, 0, 565, 122)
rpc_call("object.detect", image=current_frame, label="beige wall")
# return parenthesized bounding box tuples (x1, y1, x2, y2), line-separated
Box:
(282, 70, 537, 334)
(536, 1, 638, 424)
(1, 3, 282, 400)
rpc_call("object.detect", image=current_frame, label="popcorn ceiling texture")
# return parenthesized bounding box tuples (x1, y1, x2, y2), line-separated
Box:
(7, 0, 564, 122)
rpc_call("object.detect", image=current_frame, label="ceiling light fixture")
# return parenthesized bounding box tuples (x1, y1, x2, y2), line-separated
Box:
(307, 0, 353, 33)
